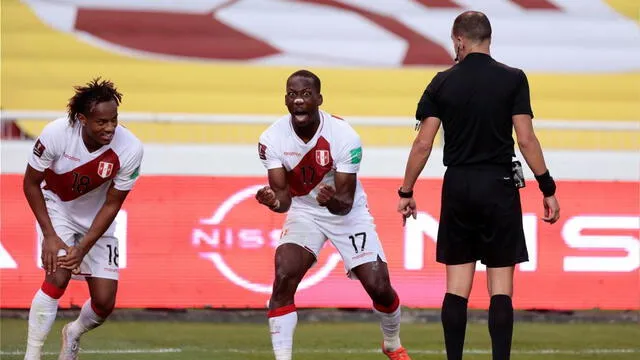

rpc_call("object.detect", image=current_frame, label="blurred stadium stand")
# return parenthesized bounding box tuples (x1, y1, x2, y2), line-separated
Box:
(1, 0, 638, 150)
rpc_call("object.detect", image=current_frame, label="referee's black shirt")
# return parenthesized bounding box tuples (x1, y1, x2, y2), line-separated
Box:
(416, 53, 533, 166)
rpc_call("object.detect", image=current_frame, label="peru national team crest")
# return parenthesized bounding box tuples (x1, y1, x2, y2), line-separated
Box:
(315, 150, 330, 167)
(97, 161, 114, 179)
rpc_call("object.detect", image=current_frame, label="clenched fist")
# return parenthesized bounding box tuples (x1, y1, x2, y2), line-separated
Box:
(256, 186, 279, 210)
(316, 184, 336, 206)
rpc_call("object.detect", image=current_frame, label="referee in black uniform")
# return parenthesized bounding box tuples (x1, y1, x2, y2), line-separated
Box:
(396, 11, 560, 360)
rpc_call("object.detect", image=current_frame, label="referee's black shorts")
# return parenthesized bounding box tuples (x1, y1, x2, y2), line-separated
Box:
(436, 163, 529, 267)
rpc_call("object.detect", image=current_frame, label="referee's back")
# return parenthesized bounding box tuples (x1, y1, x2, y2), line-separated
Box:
(399, 10, 560, 360)
(416, 53, 533, 167)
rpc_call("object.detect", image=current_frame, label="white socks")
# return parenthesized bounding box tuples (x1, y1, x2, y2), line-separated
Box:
(24, 281, 105, 360)
(24, 289, 60, 360)
(268, 305, 298, 360)
(374, 297, 402, 351)
(266, 300, 402, 359)
(66, 299, 105, 340)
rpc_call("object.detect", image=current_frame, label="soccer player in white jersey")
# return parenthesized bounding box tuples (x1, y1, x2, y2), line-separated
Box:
(256, 70, 412, 360)
(22, 78, 144, 360)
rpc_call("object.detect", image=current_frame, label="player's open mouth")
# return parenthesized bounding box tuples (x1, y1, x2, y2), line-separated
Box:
(292, 110, 309, 122)
(100, 133, 113, 142)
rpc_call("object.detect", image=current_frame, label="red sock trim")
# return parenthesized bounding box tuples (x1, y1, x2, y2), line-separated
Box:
(374, 295, 400, 314)
(90, 301, 112, 318)
(267, 304, 296, 318)
(41, 281, 65, 299)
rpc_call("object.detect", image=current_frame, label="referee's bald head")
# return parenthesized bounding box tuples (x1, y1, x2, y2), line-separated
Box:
(452, 11, 492, 43)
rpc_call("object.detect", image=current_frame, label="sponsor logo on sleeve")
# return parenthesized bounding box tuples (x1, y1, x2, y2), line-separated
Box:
(349, 147, 362, 164)
(258, 143, 267, 160)
(130, 166, 140, 179)
(33, 139, 46, 158)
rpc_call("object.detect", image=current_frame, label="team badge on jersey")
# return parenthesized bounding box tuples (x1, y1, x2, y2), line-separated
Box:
(315, 150, 330, 166)
(97, 161, 114, 178)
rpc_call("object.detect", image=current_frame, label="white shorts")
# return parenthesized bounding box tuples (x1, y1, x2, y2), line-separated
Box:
(278, 209, 387, 279)
(37, 205, 119, 281)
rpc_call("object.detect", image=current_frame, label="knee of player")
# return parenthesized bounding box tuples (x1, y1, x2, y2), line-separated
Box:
(91, 296, 116, 318)
(366, 281, 394, 303)
(42, 271, 72, 295)
(274, 269, 303, 287)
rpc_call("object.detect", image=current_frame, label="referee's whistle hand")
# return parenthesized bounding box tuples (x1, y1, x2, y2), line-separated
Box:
(397, 198, 417, 226)
(542, 195, 560, 224)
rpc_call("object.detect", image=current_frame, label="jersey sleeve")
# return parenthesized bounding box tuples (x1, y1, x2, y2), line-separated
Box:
(27, 120, 64, 172)
(113, 141, 144, 191)
(512, 70, 534, 118)
(258, 131, 283, 170)
(334, 130, 363, 174)
(415, 72, 442, 121)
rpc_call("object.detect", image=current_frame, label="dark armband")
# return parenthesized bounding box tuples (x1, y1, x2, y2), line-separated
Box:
(534, 171, 556, 197)
(398, 187, 414, 198)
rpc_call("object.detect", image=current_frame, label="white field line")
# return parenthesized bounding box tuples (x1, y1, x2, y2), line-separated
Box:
(0, 348, 182, 355)
(3, 347, 638, 356)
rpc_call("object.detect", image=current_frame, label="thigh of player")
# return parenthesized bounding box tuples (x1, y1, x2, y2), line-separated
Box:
(278, 213, 328, 264)
(321, 213, 387, 280)
(36, 210, 78, 286)
(80, 235, 121, 281)
(36, 208, 78, 262)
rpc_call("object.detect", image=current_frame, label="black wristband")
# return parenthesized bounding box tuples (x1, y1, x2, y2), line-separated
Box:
(398, 187, 414, 198)
(534, 170, 556, 197)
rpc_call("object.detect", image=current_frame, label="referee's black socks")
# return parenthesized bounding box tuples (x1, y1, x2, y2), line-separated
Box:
(441, 292, 468, 360)
(489, 294, 514, 360)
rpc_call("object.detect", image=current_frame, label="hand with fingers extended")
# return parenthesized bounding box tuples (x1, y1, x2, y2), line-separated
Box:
(542, 195, 560, 224)
(316, 184, 336, 207)
(57, 245, 88, 272)
(41, 234, 69, 275)
(256, 186, 280, 210)
(397, 197, 417, 226)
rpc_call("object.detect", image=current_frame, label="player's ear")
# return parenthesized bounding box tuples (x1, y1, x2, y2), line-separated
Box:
(76, 113, 88, 126)
(317, 93, 323, 106)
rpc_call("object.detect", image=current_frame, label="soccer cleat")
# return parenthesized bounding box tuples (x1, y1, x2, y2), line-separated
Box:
(58, 324, 80, 360)
(382, 344, 412, 360)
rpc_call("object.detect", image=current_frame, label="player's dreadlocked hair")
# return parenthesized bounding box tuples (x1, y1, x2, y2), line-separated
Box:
(67, 77, 123, 125)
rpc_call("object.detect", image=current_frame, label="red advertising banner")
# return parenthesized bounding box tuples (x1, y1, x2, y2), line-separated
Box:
(1, 175, 638, 310)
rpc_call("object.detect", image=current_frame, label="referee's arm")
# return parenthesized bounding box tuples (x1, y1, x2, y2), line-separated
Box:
(512, 70, 560, 224)
(513, 114, 548, 176)
(400, 77, 442, 193)
(512, 70, 548, 176)
(400, 116, 441, 193)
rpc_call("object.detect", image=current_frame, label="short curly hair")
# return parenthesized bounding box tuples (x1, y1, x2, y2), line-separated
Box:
(287, 69, 321, 93)
(67, 77, 123, 125)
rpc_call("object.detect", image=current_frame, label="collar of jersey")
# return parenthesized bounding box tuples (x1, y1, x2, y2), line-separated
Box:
(289, 110, 325, 146)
